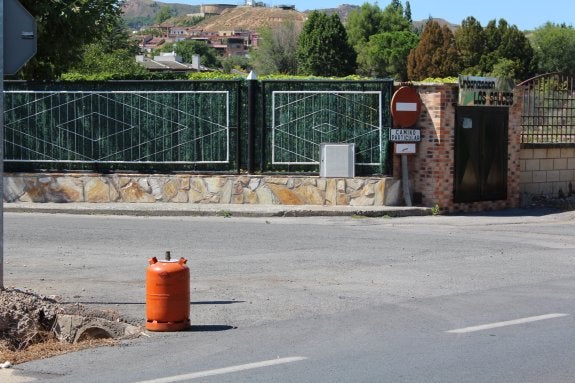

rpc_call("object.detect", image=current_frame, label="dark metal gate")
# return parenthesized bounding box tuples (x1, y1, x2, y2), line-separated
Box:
(519, 73, 575, 144)
(454, 106, 508, 202)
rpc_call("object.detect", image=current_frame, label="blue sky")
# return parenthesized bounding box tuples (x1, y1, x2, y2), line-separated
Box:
(173, 0, 574, 31)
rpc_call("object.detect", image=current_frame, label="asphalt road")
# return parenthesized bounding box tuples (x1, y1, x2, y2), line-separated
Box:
(3, 209, 575, 382)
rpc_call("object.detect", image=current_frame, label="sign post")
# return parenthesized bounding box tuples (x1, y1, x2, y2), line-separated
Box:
(390, 86, 422, 207)
(1, 0, 37, 289)
(0, 0, 4, 290)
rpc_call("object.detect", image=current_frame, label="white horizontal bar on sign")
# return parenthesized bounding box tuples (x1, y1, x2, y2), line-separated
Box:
(394, 143, 416, 154)
(395, 102, 418, 112)
(446, 313, 569, 334)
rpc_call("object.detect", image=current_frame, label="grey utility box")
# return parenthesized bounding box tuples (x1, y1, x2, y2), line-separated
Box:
(320, 143, 355, 178)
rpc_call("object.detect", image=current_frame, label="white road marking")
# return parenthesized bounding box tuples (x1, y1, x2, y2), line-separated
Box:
(446, 313, 569, 334)
(133, 356, 307, 383)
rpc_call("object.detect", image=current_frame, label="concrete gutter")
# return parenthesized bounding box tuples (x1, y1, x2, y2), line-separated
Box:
(54, 314, 141, 344)
(4, 202, 432, 218)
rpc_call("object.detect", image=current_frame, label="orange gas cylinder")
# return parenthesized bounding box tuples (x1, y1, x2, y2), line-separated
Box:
(146, 253, 190, 331)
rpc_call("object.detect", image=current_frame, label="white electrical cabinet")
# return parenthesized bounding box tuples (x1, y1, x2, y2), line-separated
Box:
(320, 143, 355, 178)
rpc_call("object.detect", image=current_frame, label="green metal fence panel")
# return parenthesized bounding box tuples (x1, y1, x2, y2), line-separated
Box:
(4, 79, 393, 175)
(4, 81, 242, 172)
(260, 80, 393, 175)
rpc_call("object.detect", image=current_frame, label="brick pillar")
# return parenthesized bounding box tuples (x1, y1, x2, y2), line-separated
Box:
(506, 86, 523, 208)
(396, 84, 457, 210)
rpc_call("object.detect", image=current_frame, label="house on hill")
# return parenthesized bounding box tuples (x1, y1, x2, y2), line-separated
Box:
(136, 52, 199, 72)
(138, 26, 256, 57)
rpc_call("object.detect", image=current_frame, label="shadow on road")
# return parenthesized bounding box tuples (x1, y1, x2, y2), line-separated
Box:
(192, 300, 245, 305)
(62, 300, 246, 305)
(452, 207, 565, 218)
(189, 325, 237, 332)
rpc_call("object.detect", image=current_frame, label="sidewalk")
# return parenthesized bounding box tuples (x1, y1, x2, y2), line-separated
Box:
(3, 202, 431, 218)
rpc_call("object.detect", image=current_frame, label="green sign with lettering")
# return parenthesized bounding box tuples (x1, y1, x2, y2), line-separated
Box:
(458, 75, 515, 107)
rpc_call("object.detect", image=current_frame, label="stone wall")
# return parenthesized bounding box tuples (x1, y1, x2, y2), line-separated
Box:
(520, 146, 575, 202)
(5, 84, 557, 212)
(3, 173, 402, 206)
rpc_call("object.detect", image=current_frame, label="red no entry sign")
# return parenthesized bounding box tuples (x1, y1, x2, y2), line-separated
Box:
(391, 86, 421, 128)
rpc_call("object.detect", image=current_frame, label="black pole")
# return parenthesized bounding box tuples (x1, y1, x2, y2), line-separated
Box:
(260, 81, 266, 173)
(236, 80, 242, 175)
(0, 0, 4, 290)
(247, 71, 257, 174)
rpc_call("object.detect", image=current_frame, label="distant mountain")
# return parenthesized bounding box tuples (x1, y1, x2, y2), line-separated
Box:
(413, 18, 459, 32)
(305, 4, 359, 21)
(193, 6, 306, 31)
(121, 1, 459, 32)
(122, 0, 200, 29)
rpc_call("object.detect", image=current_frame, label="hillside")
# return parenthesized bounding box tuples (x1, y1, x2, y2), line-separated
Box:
(121, 1, 458, 32)
(122, 0, 199, 29)
(193, 6, 307, 31)
(306, 4, 359, 21)
(413, 18, 459, 32)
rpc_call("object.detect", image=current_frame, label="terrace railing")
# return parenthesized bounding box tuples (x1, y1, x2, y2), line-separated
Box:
(519, 73, 575, 145)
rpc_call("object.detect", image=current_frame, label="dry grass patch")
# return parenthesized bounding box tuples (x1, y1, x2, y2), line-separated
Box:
(1, 336, 116, 365)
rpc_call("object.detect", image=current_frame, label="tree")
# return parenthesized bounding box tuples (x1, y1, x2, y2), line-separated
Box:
(358, 31, 419, 79)
(483, 19, 504, 53)
(404, 1, 412, 24)
(60, 17, 149, 80)
(155, 5, 174, 25)
(18, 0, 125, 79)
(250, 21, 301, 75)
(60, 43, 151, 80)
(407, 20, 460, 80)
(477, 19, 535, 79)
(490, 58, 523, 79)
(346, 3, 384, 46)
(346, 1, 414, 78)
(496, 23, 536, 79)
(221, 55, 250, 74)
(296, 12, 356, 77)
(101, 19, 141, 55)
(159, 40, 221, 69)
(531, 23, 575, 76)
(455, 16, 485, 74)
(380, 1, 412, 32)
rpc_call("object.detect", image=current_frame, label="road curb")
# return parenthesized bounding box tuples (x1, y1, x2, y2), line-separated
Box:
(4, 203, 432, 218)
